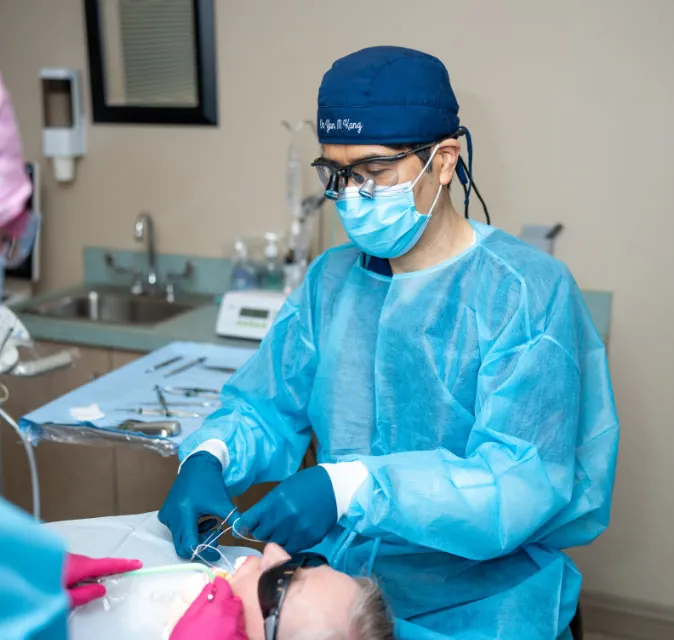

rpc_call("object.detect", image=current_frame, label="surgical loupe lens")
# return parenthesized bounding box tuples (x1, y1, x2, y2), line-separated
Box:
(325, 174, 341, 200)
(359, 178, 376, 199)
(314, 165, 332, 188)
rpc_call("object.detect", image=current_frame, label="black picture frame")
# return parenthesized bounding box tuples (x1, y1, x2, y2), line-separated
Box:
(83, 0, 218, 126)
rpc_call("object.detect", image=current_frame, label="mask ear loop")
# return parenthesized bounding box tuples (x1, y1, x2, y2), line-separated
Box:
(411, 144, 444, 217)
(411, 144, 440, 189)
(426, 183, 444, 216)
(464, 129, 474, 208)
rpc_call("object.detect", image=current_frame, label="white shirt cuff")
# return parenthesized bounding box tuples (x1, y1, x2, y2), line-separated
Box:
(320, 461, 369, 519)
(179, 439, 230, 472)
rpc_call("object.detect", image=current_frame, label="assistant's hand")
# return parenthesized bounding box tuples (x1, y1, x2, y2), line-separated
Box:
(64, 553, 142, 608)
(238, 466, 337, 553)
(170, 577, 248, 640)
(159, 451, 238, 561)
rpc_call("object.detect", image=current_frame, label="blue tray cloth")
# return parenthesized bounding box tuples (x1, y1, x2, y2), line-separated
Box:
(19, 341, 257, 453)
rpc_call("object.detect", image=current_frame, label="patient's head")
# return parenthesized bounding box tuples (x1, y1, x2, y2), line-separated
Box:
(229, 543, 394, 640)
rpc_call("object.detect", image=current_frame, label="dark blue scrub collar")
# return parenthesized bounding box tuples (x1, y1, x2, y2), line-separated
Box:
(362, 254, 393, 277)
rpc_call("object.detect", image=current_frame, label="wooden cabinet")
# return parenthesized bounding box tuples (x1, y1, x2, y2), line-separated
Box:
(0, 342, 115, 521)
(0, 342, 176, 522)
(111, 350, 179, 516)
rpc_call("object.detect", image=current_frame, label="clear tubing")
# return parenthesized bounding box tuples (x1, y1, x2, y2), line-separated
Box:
(0, 384, 40, 522)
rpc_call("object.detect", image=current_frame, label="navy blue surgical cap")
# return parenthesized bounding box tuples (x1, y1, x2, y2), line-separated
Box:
(317, 46, 460, 145)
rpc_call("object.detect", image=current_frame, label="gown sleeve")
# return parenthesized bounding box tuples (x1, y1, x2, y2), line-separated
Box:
(0, 498, 69, 639)
(179, 262, 322, 496)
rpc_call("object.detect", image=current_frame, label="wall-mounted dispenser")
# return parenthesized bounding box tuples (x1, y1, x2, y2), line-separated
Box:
(40, 68, 86, 182)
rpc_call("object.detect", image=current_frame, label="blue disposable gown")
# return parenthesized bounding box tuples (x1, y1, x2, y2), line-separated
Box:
(181, 221, 619, 639)
(0, 498, 68, 639)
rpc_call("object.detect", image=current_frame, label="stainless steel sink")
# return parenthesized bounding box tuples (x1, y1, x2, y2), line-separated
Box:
(23, 287, 211, 326)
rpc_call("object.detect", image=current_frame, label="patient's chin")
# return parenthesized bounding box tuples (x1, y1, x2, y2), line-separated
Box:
(229, 556, 266, 640)
(163, 556, 253, 639)
(163, 573, 211, 639)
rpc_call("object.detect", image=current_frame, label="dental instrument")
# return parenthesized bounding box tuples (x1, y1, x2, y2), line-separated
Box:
(140, 400, 217, 408)
(118, 420, 182, 438)
(164, 356, 206, 378)
(145, 355, 182, 374)
(201, 364, 238, 374)
(154, 384, 171, 416)
(163, 386, 220, 400)
(115, 407, 203, 419)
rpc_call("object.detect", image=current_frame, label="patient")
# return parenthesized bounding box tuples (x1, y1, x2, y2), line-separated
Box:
(58, 512, 394, 640)
(168, 542, 394, 639)
(225, 543, 394, 639)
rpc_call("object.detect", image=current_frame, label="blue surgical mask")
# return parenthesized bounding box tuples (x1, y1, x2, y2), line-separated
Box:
(335, 146, 443, 259)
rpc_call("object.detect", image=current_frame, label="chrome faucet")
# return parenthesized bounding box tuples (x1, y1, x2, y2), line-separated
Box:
(134, 212, 158, 292)
(104, 212, 194, 299)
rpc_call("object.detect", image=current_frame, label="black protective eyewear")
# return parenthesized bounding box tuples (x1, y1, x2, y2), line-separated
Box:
(259, 552, 328, 640)
(311, 142, 435, 200)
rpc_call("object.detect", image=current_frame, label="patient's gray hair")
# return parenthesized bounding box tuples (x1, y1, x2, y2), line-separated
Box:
(290, 578, 395, 640)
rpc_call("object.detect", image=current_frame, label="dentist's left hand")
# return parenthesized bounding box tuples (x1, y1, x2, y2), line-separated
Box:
(238, 466, 338, 553)
(64, 553, 142, 608)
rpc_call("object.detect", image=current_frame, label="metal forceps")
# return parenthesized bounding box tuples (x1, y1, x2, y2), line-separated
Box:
(163, 386, 220, 400)
(115, 407, 203, 418)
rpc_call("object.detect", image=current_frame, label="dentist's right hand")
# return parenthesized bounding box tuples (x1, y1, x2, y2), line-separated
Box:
(159, 452, 237, 562)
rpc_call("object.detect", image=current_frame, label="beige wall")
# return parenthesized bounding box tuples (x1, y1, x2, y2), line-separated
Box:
(1, 0, 673, 607)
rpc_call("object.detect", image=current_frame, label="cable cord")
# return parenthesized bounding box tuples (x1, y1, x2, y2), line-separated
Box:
(0, 383, 40, 521)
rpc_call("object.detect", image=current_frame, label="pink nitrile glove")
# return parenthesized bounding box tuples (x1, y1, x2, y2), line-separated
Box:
(170, 576, 249, 640)
(63, 553, 143, 608)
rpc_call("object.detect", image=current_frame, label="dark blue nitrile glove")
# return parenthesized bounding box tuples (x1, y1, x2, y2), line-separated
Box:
(238, 466, 338, 554)
(159, 452, 237, 562)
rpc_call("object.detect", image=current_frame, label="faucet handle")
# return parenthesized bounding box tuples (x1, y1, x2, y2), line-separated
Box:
(105, 252, 144, 295)
(105, 252, 139, 277)
(166, 260, 194, 281)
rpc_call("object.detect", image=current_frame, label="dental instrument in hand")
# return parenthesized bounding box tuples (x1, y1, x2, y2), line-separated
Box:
(192, 508, 238, 566)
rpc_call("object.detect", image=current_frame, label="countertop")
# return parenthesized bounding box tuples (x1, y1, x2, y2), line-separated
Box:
(15, 284, 614, 354)
(15, 286, 255, 353)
